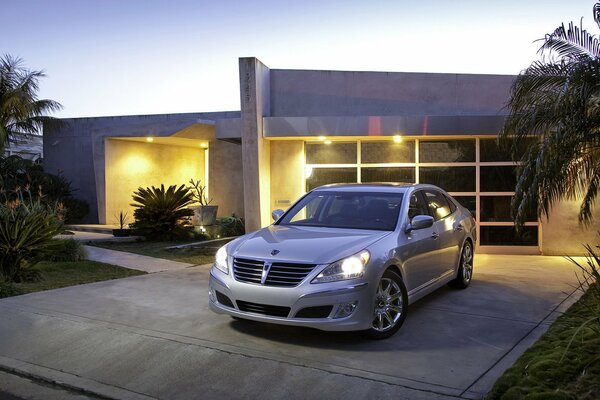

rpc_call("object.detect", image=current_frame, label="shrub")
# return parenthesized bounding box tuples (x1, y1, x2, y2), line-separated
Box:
(0, 155, 72, 202)
(217, 215, 245, 237)
(63, 197, 90, 223)
(48, 239, 86, 262)
(130, 184, 194, 240)
(0, 197, 64, 282)
(0, 282, 21, 298)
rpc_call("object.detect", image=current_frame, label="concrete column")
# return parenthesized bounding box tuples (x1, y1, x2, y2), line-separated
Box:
(239, 57, 271, 232)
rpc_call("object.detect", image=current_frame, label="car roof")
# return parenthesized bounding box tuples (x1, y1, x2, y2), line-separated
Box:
(312, 183, 443, 193)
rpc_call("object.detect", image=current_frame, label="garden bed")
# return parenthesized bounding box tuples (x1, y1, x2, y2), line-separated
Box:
(488, 284, 600, 399)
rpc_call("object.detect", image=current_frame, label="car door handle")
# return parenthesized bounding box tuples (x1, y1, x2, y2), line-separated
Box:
(431, 232, 439, 240)
(454, 224, 463, 232)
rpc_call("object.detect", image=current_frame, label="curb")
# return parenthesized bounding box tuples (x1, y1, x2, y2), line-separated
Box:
(0, 356, 155, 400)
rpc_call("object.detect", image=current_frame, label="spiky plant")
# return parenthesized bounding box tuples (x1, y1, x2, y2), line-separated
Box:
(0, 196, 64, 282)
(0, 55, 62, 153)
(130, 184, 194, 240)
(500, 4, 600, 228)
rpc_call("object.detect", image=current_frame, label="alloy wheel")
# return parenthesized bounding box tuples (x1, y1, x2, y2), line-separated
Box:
(462, 243, 473, 284)
(372, 277, 404, 332)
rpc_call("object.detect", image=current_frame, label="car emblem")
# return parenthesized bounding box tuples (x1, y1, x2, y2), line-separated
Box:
(261, 261, 273, 284)
(270, 249, 280, 256)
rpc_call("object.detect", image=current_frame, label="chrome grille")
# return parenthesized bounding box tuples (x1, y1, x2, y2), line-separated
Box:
(232, 257, 264, 284)
(232, 257, 317, 287)
(265, 262, 317, 286)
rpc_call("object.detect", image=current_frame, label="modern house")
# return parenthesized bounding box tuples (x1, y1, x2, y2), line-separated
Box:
(43, 57, 595, 255)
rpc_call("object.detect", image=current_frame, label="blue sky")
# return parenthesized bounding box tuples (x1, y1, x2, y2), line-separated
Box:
(1, 0, 594, 117)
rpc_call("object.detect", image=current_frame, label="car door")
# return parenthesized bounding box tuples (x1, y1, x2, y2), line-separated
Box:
(400, 190, 441, 291)
(422, 190, 461, 278)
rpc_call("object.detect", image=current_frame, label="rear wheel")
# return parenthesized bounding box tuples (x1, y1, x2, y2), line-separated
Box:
(449, 241, 473, 289)
(363, 270, 408, 339)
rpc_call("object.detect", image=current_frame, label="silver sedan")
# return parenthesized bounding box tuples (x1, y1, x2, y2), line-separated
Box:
(209, 183, 476, 339)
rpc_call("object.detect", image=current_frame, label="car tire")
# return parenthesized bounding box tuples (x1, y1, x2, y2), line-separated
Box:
(449, 240, 474, 289)
(363, 269, 408, 340)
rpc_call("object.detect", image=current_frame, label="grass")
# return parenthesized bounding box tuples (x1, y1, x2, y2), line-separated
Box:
(89, 239, 221, 265)
(0, 260, 145, 298)
(487, 284, 600, 400)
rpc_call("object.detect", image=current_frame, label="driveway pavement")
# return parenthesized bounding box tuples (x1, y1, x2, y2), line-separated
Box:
(0, 255, 581, 400)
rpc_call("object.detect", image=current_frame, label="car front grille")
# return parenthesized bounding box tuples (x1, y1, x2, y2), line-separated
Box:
(233, 257, 318, 287)
(232, 257, 264, 284)
(236, 300, 291, 317)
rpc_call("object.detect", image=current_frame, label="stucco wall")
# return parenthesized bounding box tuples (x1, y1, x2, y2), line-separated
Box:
(43, 111, 240, 223)
(269, 69, 514, 117)
(270, 141, 304, 214)
(209, 140, 244, 218)
(542, 199, 599, 256)
(104, 139, 204, 224)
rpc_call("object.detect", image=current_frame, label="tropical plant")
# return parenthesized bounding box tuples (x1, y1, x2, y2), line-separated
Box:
(188, 178, 212, 206)
(0, 54, 62, 152)
(130, 184, 194, 239)
(0, 194, 64, 282)
(500, 4, 600, 228)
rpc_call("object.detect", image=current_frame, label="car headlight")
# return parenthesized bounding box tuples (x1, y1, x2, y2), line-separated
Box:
(214, 245, 229, 274)
(312, 250, 370, 283)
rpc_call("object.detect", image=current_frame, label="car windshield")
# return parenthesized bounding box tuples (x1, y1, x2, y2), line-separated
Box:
(278, 191, 404, 231)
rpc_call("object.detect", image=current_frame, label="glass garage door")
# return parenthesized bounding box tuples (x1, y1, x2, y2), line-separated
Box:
(304, 138, 539, 251)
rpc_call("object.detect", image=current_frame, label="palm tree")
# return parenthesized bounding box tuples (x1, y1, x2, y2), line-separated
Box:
(500, 4, 600, 229)
(0, 55, 62, 153)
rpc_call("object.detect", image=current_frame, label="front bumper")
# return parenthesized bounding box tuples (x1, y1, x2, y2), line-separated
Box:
(209, 268, 374, 331)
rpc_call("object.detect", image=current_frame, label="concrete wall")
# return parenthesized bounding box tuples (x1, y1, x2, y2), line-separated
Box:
(239, 57, 272, 232)
(542, 199, 599, 256)
(270, 141, 304, 213)
(269, 69, 515, 117)
(209, 140, 244, 218)
(44, 111, 239, 223)
(104, 139, 204, 224)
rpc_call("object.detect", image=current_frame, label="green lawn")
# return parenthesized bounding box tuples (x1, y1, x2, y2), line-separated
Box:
(488, 284, 600, 400)
(0, 260, 145, 298)
(89, 240, 221, 265)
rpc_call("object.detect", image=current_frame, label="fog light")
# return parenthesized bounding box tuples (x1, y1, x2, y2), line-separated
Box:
(208, 288, 216, 303)
(333, 301, 358, 319)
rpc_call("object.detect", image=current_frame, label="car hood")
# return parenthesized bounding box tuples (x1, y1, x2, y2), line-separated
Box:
(230, 225, 391, 264)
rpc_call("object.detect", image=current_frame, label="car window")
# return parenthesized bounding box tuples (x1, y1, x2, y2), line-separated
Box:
(408, 191, 429, 220)
(444, 194, 457, 214)
(279, 191, 404, 231)
(423, 190, 452, 221)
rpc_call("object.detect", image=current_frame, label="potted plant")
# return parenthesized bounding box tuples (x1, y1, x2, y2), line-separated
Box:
(188, 179, 218, 226)
(113, 211, 131, 237)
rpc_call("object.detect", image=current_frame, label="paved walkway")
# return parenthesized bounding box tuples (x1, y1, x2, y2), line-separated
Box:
(0, 254, 583, 399)
(84, 245, 196, 273)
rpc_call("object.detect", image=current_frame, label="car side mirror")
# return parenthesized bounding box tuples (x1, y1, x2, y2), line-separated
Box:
(405, 215, 434, 233)
(272, 209, 284, 221)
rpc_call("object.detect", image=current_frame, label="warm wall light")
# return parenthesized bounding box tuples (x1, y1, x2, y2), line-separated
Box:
(200, 143, 208, 148)
(393, 135, 402, 143)
(318, 136, 327, 141)
(324, 140, 332, 145)
(146, 137, 154, 142)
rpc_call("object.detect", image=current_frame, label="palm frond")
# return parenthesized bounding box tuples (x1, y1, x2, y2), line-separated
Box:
(539, 21, 600, 59)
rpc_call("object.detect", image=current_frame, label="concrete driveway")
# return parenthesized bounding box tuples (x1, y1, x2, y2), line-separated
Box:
(0, 255, 581, 400)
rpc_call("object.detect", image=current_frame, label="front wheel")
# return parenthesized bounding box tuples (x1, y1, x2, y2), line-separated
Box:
(449, 241, 473, 289)
(363, 270, 408, 340)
